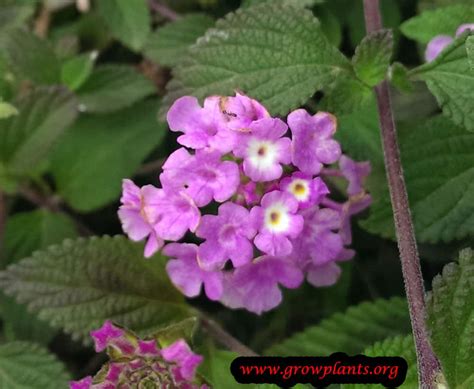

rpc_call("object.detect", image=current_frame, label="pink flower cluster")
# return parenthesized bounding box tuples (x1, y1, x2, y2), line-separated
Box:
(70, 321, 206, 389)
(119, 93, 371, 314)
(425, 23, 474, 62)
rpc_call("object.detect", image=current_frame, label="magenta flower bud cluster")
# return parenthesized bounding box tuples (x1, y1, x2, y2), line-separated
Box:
(425, 23, 474, 62)
(118, 93, 371, 315)
(70, 321, 207, 389)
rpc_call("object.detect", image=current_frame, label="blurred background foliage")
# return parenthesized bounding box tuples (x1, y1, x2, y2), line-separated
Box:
(0, 0, 472, 387)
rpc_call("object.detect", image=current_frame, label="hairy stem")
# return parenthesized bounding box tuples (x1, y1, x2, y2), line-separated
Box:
(362, 1, 441, 387)
(200, 315, 258, 357)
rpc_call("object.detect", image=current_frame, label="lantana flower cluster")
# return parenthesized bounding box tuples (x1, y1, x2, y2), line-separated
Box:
(70, 321, 206, 389)
(425, 23, 474, 62)
(119, 93, 371, 315)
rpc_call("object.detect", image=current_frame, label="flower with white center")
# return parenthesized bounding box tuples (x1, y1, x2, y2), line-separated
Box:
(233, 117, 291, 182)
(280, 172, 329, 209)
(250, 190, 304, 256)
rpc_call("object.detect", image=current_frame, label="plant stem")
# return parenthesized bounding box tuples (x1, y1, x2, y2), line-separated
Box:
(362, 1, 441, 387)
(19, 186, 94, 236)
(148, 0, 180, 21)
(200, 315, 258, 357)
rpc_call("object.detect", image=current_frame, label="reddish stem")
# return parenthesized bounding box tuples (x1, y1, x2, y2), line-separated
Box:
(363, 1, 441, 387)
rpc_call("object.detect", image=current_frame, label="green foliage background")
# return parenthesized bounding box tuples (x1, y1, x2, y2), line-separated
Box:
(0, 0, 472, 387)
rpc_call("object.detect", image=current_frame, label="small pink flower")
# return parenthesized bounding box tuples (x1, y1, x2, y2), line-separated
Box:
(250, 191, 304, 256)
(161, 339, 203, 382)
(69, 376, 93, 389)
(90, 320, 124, 352)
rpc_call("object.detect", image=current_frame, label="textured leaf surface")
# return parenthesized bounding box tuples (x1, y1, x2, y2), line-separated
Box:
(51, 99, 166, 212)
(76, 64, 155, 113)
(0, 236, 192, 344)
(0, 342, 70, 389)
(266, 297, 409, 356)
(0, 2, 34, 32)
(97, 0, 150, 51)
(400, 4, 474, 44)
(362, 116, 474, 242)
(0, 87, 78, 175)
(427, 249, 474, 388)
(162, 3, 359, 117)
(353, 30, 393, 87)
(343, 336, 418, 389)
(410, 33, 474, 131)
(144, 14, 214, 67)
(1, 28, 60, 84)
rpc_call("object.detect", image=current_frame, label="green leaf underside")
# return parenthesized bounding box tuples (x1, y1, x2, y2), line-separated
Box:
(0, 87, 78, 175)
(51, 99, 166, 212)
(266, 297, 410, 356)
(1, 28, 60, 84)
(343, 335, 418, 389)
(411, 33, 474, 132)
(427, 249, 474, 388)
(353, 29, 393, 87)
(400, 4, 474, 44)
(362, 116, 474, 243)
(0, 236, 192, 344)
(162, 3, 365, 117)
(76, 64, 155, 113)
(97, 0, 150, 51)
(144, 14, 215, 67)
(0, 341, 69, 389)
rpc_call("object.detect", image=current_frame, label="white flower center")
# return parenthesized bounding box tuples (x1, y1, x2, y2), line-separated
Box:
(288, 179, 310, 202)
(264, 202, 290, 233)
(247, 139, 278, 170)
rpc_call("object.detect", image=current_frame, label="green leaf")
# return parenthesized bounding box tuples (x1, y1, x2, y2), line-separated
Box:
(61, 51, 97, 91)
(51, 99, 166, 212)
(242, 0, 323, 7)
(0, 87, 78, 176)
(362, 116, 474, 242)
(0, 101, 18, 119)
(0, 341, 70, 389)
(0, 236, 193, 344)
(0, 2, 35, 32)
(335, 101, 382, 165)
(144, 14, 214, 67)
(427, 248, 474, 388)
(76, 64, 155, 113)
(343, 335, 418, 389)
(353, 30, 393, 87)
(467, 35, 474, 70)
(400, 4, 474, 44)
(2, 209, 77, 267)
(389, 62, 415, 93)
(200, 350, 244, 389)
(266, 297, 410, 356)
(0, 209, 77, 346)
(152, 317, 198, 348)
(162, 3, 359, 117)
(97, 0, 150, 51)
(0, 28, 60, 84)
